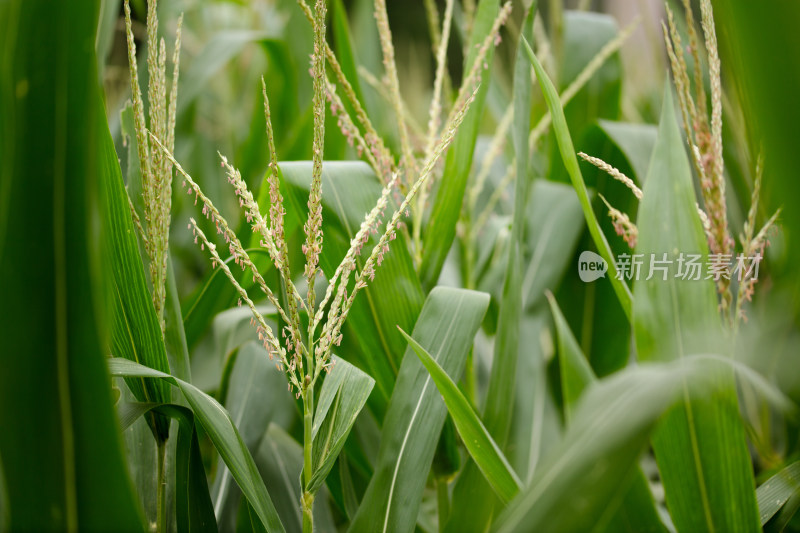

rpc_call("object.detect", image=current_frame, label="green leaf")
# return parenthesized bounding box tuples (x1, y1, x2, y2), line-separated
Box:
(118, 401, 165, 433)
(252, 425, 337, 533)
(212, 342, 294, 531)
(348, 287, 490, 533)
(170, 406, 218, 533)
(338, 454, 361, 521)
(308, 358, 375, 494)
(632, 86, 760, 532)
(485, 0, 535, 453)
(507, 311, 562, 484)
(523, 181, 585, 310)
(420, 0, 502, 288)
(0, 0, 144, 529)
(758, 461, 800, 527)
(280, 161, 424, 412)
(108, 358, 285, 533)
(95, 0, 120, 73)
(714, 0, 800, 314)
(547, 293, 666, 533)
(400, 329, 523, 504)
(494, 362, 693, 533)
(523, 36, 633, 321)
(114, 402, 219, 533)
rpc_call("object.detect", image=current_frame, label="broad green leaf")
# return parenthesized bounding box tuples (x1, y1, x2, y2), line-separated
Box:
(485, 0, 535, 451)
(420, 0, 501, 288)
(400, 329, 523, 504)
(338, 454, 361, 521)
(212, 305, 279, 371)
(758, 461, 800, 527)
(494, 362, 695, 533)
(308, 358, 375, 494)
(348, 287, 490, 533)
(237, 41, 300, 181)
(116, 382, 164, 528)
(508, 311, 562, 483)
(548, 294, 666, 533)
(522, 181, 585, 310)
(213, 342, 294, 531)
(633, 86, 759, 532)
(252, 425, 337, 533)
(108, 358, 285, 533)
(118, 401, 165, 433)
(0, 0, 144, 529)
(0, 459, 6, 529)
(523, 37, 633, 321)
(447, 8, 536, 529)
(280, 161, 424, 412)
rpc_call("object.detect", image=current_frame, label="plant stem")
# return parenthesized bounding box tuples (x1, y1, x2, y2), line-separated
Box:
(302, 392, 315, 533)
(156, 437, 168, 533)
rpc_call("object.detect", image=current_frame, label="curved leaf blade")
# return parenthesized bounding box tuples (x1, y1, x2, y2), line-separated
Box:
(0, 1, 145, 528)
(212, 342, 292, 530)
(495, 362, 694, 533)
(522, 36, 633, 320)
(399, 329, 522, 504)
(548, 293, 666, 533)
(632, 86, 759, 533)
(758, 461, 800, 527)
(309, 358, 375, 494)
(108, 359, 285, 533)
(348, 287, 490, 533)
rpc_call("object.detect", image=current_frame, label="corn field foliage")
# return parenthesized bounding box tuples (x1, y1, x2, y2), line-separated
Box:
(3, 0, 800, 532)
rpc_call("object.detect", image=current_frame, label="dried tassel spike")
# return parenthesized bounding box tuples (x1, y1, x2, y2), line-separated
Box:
(298, 0, 396, 183)
(302, 0, 328, 315)
(578, 152, 643, 200)
(599, 194, 638, 249)
(316, 84, 480, 380)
